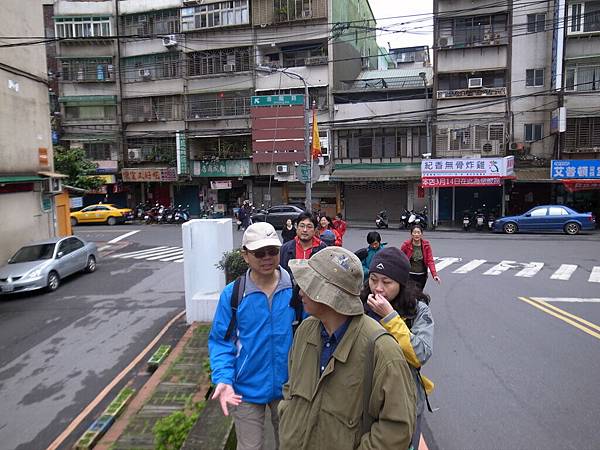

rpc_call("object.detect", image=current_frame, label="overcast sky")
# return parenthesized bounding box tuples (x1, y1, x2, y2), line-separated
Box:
(368, 1, 434, 50)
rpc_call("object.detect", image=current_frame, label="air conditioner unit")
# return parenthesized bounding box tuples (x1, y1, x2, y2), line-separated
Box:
(302, 10, 312, 18)
(276, 164, 288, 174)
(468, 77, 483, 89)
(223, 64, 236, 72)
(483, 33, 493, 42)
(139, 68, 152, 79)
(509, 142, 525, 152)
(162, 34, 177, 47)
(128, 148, 141, 160)
(43, 178, 62, 194)
(438, 36, 453, 47)
(481, 140, 499, 153)
(317, 156, 325, 166)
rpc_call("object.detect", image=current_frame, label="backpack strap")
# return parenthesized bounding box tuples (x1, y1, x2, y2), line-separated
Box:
(361, 328, 389, 436)
(224, 275, 246, 341)
(290, 285, 304, 335)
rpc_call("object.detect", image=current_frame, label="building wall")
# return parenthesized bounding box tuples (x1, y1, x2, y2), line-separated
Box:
(0, 0, 54, 262)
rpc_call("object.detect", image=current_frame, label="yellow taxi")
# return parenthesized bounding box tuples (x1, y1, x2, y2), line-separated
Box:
(70, 204, 134, 226)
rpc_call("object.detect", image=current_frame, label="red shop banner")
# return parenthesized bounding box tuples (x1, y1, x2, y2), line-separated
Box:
(562, 179, 600, 192)
(421, 176, 502, 188)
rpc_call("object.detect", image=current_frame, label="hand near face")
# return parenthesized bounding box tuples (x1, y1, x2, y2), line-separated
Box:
(367, 293, 394, 317)
(211, 383, 242, 416)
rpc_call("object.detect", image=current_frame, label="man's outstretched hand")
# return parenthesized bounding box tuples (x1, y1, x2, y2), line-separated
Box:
(211, 383, 242, 416)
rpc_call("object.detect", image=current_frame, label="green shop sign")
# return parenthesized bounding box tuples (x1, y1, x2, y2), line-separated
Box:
(193, 159, 251, 177)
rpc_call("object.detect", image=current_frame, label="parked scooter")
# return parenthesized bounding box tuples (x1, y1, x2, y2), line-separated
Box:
(174, 205, 190, 223)
(475, 210, 486, 231)
(399, 208, 411, 229)
(462, 211, 472, 231)
(407, 207, 428, 230)
(375, 210, 389, 229)
(487, 211, 496, 231)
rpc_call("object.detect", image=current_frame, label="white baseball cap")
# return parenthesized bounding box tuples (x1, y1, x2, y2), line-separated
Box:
(242, 222, 282, 251)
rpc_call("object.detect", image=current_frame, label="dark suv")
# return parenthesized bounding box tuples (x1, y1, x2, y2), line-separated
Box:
(251, 205, 304, 229)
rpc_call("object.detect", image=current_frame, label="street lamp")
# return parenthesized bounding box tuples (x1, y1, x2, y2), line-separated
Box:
(419, 71, 434, 228)
(255, 66, 312, 213)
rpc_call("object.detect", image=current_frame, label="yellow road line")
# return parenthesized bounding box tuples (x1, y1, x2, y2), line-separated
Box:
(46, 310, 186, 450)
(531, 297, 600, 333)
(518, 297, 600, 341)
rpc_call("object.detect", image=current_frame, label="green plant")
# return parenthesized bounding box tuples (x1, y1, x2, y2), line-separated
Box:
(216, 249, 248, 282)
(153, 402, 205, 450)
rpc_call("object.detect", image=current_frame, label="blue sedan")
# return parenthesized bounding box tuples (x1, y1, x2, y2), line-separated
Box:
(493, 205, 595, 235)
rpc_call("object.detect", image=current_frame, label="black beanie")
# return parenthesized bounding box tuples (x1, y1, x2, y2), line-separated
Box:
(369, 247, 410, 285)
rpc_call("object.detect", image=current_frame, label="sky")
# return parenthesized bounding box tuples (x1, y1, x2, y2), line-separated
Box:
(368, 1, 434, 51)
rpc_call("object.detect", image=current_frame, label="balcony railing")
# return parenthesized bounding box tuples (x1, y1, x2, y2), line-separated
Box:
(437, 86, 507, 99)
(187, 97, 250, 120)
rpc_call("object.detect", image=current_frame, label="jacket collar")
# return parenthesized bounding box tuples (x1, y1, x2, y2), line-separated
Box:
(306, 315, 364, 364)
(243, 266, 292, 297)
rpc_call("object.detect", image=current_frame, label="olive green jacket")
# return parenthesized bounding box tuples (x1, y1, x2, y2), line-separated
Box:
(279, 315, 416, 450)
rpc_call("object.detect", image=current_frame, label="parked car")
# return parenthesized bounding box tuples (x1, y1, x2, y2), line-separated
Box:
(492, 205, 595, 235)
(70, 204, 133, 226)
(251, 205, 304, 229)
(0, 236, 97, 295)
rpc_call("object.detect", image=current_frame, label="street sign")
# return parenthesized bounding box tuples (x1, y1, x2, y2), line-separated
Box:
(297, 163, 311, 184)
(251, 94, 304, 107)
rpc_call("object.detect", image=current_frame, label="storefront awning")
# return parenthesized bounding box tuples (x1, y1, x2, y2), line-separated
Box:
(330, 168, 421, 181)
(562, 179, 600, 192)
(514, 168, 556, 182)
(38, 171, 68, 178)
(0, 175, 45, 183)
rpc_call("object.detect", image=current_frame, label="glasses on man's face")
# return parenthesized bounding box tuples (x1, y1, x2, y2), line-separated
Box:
(248, 246, 280, 259)
(298, 223, 314, 230)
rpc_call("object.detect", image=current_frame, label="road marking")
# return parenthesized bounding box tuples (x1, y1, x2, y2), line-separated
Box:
(589, 267, 600, 283)
(434, 257, 461, 271)
(531, 297, 600, 303)
(453, 259, 487, 274)
(550, 264, 578, 280)
(519, 297, 600, 341)
(173, 258, 184, 263)
(145, 249, 184, 261)
(160, 253, 187, 262)
(46, 310, 186, 450)
(107, 229, 140, 244)
(111, 246, 170, 258)
(483, 260, 516, 276)
(515, 262, 544, 278)
(131, 247, 180, 259)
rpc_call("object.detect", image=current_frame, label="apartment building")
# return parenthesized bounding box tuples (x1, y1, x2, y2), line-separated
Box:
(0, 0, 59, 262)
(51, 0, 378, 216)
(329, 46, 432, 222)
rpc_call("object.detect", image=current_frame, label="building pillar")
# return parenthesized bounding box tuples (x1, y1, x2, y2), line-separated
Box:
(336, 183, 342, 214)
(282, 181, 289, 204)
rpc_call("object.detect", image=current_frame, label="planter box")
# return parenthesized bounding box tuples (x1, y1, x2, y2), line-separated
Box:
(104, 388, 135, 418)
(147, 344, 172, 371)
(75, 430, 101, 450)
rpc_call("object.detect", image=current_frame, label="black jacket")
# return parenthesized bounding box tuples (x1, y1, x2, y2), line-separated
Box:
(281, 226, 297, 243)
(280, 238, 327, 279)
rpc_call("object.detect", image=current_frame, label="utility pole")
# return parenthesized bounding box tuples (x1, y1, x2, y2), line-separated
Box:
(420, 71, 434, 228)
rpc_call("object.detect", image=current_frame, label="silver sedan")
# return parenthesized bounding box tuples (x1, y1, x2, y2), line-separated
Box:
(0, 236, 97, 295)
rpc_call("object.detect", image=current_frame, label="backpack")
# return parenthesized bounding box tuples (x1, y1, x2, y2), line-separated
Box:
(223, 275, 303, 341)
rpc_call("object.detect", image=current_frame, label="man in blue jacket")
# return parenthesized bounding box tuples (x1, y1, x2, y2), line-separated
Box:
(209, 222, 294, 450)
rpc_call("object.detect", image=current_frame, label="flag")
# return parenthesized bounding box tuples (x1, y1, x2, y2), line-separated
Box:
(311, 107, 322, 160)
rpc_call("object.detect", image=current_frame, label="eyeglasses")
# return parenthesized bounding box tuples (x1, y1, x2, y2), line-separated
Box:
(247, 246, 280, 258)
(298, 223, 315, 230)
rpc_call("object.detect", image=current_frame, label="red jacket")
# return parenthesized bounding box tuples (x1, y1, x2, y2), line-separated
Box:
(400, 238, 438, 277)
(319, 227, 342, 246)
(333, 219, 347, 237)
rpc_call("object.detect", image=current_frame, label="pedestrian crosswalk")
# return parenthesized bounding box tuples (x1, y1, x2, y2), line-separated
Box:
(106, 246, 600, 283)
(436, 257, 600, 283)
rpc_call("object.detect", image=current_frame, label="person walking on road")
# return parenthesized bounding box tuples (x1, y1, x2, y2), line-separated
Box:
(209, 222, 295, 450)
(333, 212, 347, 238)
(363, 247, 435, 450)
(400, 224, 440, 289)
(281, 218, 296, 244)
(361, 231, 385, 281)
(279, 246, 416, 450)
(279, 212, 327, 278)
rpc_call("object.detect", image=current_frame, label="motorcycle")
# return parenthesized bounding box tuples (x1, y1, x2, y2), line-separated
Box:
(462, 211, 471, 231)
(375, 210, 389, 229)
(487, 212, 496, 231)
(144, 203, 163, 224)
(408, 207, 428, 230)
(399, 208, 411, 229)
(475, 210, 486, 231)
(174, 205, 190, 223)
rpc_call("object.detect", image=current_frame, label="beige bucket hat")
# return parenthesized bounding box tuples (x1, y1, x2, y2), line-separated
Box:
(288, 246, 364, 316)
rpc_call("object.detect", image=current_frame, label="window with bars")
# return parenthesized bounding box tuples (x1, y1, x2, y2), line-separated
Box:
(126, 137, 177, 163)
(191, 135, 251, 159)
(64, 105, 116, 121)
(187, 47, 251, 77)
(187, 91, 251, 119)
(121, 9, 180, 36)
(122, 96, 182, 122)
(181, 0, 249, 31)
(526, 68, 545, 87)
(526, 13, 546, 33)
(568, 1, 600, 33)
(337, 127, 424, 159)
(440, 13, 508, 47)
(84, 142, 114, 160)
(122, 53, 180, 82)
(61, 58, 114, 82)
(565, 64, 600, 91)
(274, 0, 313, 22)
(564, 117, 600, 150)
(281, 43, 326, 68)
(436, 124, 505, 154)
(55, 17, 111, 38)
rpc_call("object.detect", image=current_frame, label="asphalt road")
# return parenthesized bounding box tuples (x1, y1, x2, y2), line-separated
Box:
(0, 221, 599, 449)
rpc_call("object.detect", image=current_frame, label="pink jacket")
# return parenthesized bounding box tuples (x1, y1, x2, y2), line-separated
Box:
(400, 238, 438, 277)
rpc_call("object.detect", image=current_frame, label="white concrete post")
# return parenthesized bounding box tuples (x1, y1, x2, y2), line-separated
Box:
(182, 218, 233, 323)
